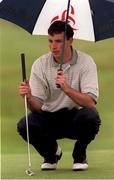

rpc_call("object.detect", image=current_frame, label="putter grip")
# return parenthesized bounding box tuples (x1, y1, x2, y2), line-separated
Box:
(56, 84, 61, 88)
(21, 53, 26, 81)
(56, 69, 63, 88)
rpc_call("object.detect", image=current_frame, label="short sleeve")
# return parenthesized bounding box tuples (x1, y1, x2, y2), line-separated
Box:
(80, 57, 99, 102)
(29, 59, 49, 101)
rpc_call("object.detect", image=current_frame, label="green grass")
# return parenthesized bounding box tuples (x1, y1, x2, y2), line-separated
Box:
(2, 150, 114, 179)
(0, 19, 114, 179)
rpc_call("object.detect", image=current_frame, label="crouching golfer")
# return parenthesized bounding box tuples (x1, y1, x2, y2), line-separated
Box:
(17, 21, 101, 171)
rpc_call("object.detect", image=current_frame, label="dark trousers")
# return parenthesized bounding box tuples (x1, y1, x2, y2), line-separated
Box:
(17, 107, 101, 162)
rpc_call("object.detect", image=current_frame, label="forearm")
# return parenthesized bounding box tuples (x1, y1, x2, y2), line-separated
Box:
(63, 86, 95, 108)
(26, 96, 43, 113)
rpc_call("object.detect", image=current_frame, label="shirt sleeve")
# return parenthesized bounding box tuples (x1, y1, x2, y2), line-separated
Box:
(80, 57, 99, 102)
(29, 59, 49, 102)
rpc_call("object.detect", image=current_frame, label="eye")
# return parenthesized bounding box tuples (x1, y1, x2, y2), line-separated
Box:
(56, 40, 63, 43)
(48, 39, 52, 43)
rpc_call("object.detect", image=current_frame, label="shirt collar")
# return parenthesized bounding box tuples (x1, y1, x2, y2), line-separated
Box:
(51, 47, 78, 67)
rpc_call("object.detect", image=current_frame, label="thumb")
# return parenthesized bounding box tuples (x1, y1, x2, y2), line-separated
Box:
(24, 80, 29, 85)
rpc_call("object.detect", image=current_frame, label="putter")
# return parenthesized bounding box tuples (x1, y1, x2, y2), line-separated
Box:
(21, 53, 34, 176)
(25, 168, 34, 176)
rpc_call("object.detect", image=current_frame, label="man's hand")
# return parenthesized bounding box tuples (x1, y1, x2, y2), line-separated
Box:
(19, 80, 43, 112)
(55, 70, 69, 91)
(19, 80, 32, 99)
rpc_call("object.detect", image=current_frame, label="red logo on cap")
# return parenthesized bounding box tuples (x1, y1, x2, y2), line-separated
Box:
(51, 5, 76, 31)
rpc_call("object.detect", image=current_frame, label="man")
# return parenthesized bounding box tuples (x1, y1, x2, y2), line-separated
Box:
(17, 20, 101, 171)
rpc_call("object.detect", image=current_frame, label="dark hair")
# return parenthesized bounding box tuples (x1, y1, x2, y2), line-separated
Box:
(48, 20, 74, 40)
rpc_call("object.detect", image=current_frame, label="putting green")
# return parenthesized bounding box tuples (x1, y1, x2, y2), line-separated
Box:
(1, 150, 114, 179)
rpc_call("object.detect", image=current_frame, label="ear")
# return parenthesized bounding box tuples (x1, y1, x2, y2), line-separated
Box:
(69, 37, 73, 45)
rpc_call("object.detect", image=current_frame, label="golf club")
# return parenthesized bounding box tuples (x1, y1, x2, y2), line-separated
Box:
(21, 53, 34, 176)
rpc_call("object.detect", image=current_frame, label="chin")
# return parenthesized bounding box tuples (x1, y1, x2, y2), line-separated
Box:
(53, 55, 60, 59)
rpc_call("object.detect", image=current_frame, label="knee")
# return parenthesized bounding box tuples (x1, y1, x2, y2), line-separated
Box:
(79, 107, 100, 123)
(74, 107, 101, 140)
(17, 116, 26, 137)
(17, 112, 37, 134)
(84, 108, 101, 133)
(17, 112, 43, 139)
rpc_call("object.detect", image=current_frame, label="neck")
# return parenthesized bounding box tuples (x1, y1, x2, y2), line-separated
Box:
(63, 47, 72, 63)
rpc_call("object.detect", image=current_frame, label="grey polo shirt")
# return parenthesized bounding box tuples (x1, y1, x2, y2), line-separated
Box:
(29, 48, 99, 112)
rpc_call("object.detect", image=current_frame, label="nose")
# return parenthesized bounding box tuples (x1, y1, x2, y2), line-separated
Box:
(51, 42, 57, 50)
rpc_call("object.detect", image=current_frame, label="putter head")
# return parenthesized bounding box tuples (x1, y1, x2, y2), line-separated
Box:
(25, 169, 34, 176)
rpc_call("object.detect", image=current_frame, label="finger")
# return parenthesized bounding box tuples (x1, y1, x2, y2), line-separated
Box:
(20, 80, 29, 86)
(19, 87, 29, 95)
(20, 81, 26, 86)
(57, 70, 63, 75)
(25, 80, 29, 84)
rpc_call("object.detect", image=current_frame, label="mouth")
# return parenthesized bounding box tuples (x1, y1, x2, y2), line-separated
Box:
(52, 51, 59, 55)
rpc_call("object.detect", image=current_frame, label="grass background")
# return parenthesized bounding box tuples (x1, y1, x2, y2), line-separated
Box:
(0, 19, 114, 179)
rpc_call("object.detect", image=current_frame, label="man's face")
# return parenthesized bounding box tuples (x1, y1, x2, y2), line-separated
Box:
(48, 32, 73, 60)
